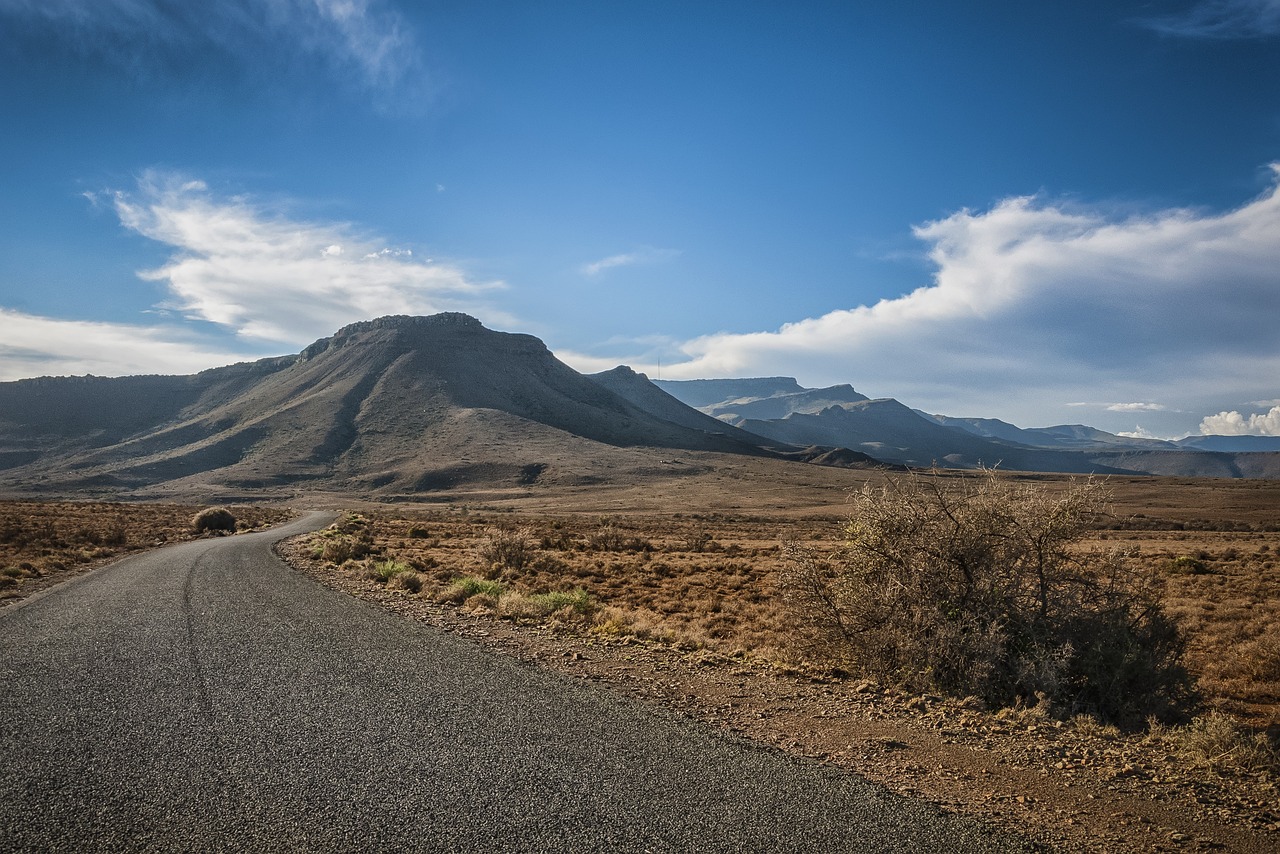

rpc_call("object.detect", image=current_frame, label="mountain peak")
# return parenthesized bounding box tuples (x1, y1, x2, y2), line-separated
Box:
(331, 313, 484, 338)
(300, 313, 497, 361)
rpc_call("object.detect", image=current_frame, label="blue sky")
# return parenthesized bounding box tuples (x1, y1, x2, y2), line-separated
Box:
(2, 0, 1279, 438)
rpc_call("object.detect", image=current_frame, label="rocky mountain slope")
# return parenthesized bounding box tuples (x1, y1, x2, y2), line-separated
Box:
(0, 315, 869, 499)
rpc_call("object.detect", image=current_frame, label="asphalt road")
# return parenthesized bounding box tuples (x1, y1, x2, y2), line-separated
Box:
(0, 512, 1029, 852)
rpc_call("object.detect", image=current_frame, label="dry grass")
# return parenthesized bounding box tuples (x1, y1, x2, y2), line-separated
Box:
(1086, 527, 1280, 728)
(302, 477, 1280, 735)
(302, 510, 821, 657)
(0, 500, 291, 603)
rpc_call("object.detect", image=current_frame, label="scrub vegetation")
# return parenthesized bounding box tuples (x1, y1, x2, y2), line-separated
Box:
(0, 501, 291, 603)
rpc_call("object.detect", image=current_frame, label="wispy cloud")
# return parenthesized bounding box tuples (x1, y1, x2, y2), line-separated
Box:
(0, 0, 422, 94)
(0, 171, 509, 378)
(1140, 0, 1280, 39)
(580, 247, 680, 277)
(105, 170, 506, 345)
(603, 166, 1280, 429)
(1107, 402, 1167, 412)
(1200, 405, 1280, 435)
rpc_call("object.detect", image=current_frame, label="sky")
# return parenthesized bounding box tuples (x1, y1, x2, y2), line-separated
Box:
(1, 0, 1279, 439)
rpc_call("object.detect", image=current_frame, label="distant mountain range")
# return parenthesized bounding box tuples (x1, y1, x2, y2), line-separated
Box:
(0, 314, 1275, 500)
(654, 378, 1280, 478)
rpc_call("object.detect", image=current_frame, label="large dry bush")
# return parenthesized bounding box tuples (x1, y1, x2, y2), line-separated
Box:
(782, 470, 1195, 727)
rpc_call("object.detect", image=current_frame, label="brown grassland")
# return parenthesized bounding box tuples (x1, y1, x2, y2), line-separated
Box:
(0, 501, 292, 603)
(2, 471, 1278, 852)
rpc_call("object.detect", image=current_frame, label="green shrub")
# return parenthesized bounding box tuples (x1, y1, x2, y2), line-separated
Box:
(530, 587, 596, 617)
(373, 559, 411, 582)
(781, 469, 1195, 728)
(437, 575, 506, 604)
(191, 507, 237, 534)
(1168, 555, 1213, 575)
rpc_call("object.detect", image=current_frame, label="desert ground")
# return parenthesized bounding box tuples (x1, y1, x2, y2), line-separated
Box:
(3, 468, 1277, 852)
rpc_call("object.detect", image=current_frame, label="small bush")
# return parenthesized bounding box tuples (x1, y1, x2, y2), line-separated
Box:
(390, 570, 424, 593)
(437, 575, 506, 604)
(476, 527, 534, 574)
(531, 587, 596, 617)
(586, 524, 652, 553)
(372, 559, 411, 582)
(192, 507, 237, 534)
(1168, 555, 1212, 575)
(1167, 712, 1279, 775)
(781, 469, 1195, 727)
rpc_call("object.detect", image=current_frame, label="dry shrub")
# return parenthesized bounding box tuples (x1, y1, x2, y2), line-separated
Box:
(586, 524, 651, 552)
(1235, 630, 1280, 683)
(781, 469, 1195, 727)
(390, 569, 424, 593)
(476, 527, 534, 574)
(1165, 712, 1279, 775)
(191, 507, 236, 534)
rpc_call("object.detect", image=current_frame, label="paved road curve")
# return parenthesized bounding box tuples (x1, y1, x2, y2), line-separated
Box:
(1, 512, 1028, 852)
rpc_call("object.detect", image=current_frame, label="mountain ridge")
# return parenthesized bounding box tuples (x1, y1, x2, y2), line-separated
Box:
(2, 315, 1276, 497)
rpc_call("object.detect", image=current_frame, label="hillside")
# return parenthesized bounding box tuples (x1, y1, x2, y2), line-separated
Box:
(0, 315, 830, 499)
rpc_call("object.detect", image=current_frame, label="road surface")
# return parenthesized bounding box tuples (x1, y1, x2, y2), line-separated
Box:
(0, 512, 1027, 852)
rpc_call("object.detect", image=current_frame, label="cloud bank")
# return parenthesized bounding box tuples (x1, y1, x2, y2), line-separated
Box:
(0, 309, 250, 381)
(600, 167, 1280, 431)
(1200, 406, 1280, 435)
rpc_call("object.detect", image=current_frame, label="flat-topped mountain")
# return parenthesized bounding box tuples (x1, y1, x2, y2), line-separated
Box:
(0, 314, 874, 499)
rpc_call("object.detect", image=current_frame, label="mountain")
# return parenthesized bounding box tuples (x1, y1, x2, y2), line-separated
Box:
(651, 377, 804, 409)
(0, 314, 834, 499)
(700, 384, 869, 423)
(3, 320, 1275, 496)
(924, 414, 1177, 450)
(588, 366, 765, 438)
(658, 377, 1280, 479)
(1177, 435, 1280, 453)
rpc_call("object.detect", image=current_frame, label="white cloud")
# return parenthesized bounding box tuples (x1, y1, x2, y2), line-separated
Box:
(0, 172, 513, 379)
(1117, 426, 1168, 440)
(0, 0, 421, 94)
(1107, 402, 1166, 412)
(641, 166, 1280, 429)
(110, 170, 506, 345)
(0, 309, 253, 381)
(580, 247, 680, 277)
(1141, 0, 1280, 39)
(1200, 405, 1280, 435)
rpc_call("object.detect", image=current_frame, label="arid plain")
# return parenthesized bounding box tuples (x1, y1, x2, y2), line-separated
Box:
(4, 465, 1278, 853)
